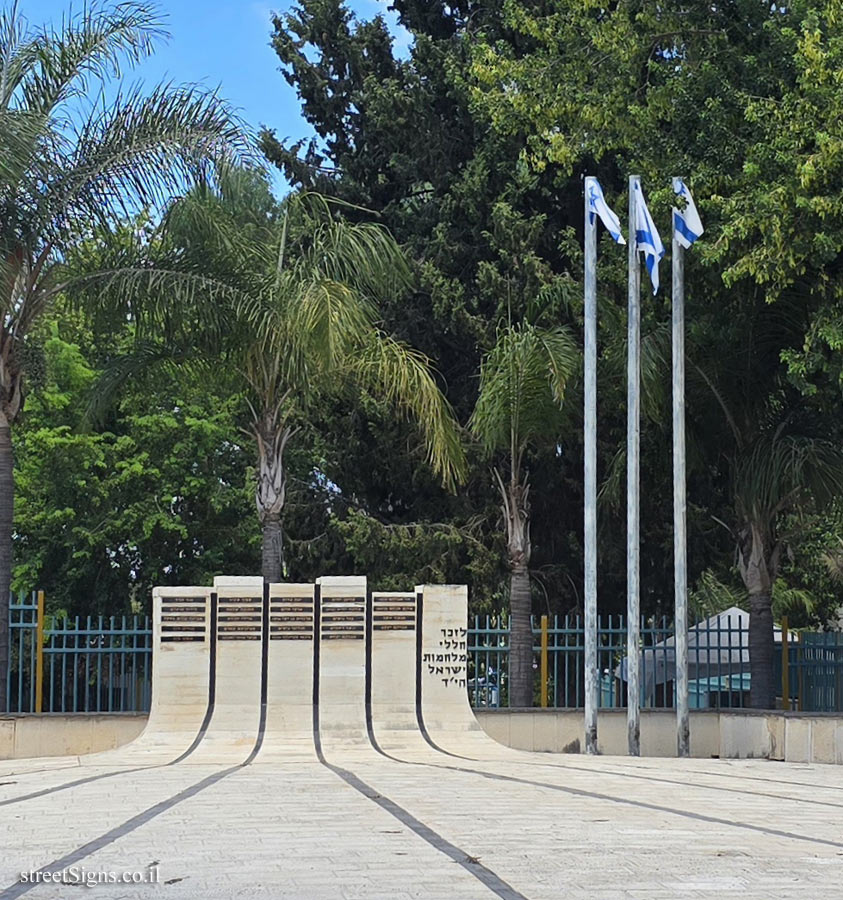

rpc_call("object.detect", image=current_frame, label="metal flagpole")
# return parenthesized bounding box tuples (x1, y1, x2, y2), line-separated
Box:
(627, 175, 641, 757)
(583, 177, 599, 754)
(672, 176, 690, 758)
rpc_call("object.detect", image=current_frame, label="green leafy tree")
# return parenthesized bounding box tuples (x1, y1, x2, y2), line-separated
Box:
(264, 0, 843, 705)
(470, 322, 578, 707)
(0, 0, 245, 708)
(467, 0, 843, 707)
(262, 0, 591, 620)
(14, 317, 258, 614)
(684, 292, 843, 707)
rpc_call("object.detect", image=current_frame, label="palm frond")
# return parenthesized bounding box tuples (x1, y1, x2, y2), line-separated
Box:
(163, 164, 278, 256)
(59, 232, 264, 352)
(734, 433, 843, 524)
(350, 332, 467, 490)
(0, 1, 164, 189)
(284, 276, 378, 379)
(771, 578, 817, 625)
(11, 1, 164, 116)
(83, 338, 211, 425)
(36, 81, 251, 244)
(288, 193, 414, 299)
(689, 569, 745, 620)
(470, 322, 579, 457)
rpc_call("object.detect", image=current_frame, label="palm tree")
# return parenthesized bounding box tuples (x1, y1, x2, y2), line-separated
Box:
(731, 434, 843, 707)
(469, 322, 578, 707)
(82, 170, 466, 581)
(688, 295, 843, 708)
(0, 1, 245, 709)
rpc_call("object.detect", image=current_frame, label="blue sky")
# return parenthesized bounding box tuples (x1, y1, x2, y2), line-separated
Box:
(27, 1, 410, 191)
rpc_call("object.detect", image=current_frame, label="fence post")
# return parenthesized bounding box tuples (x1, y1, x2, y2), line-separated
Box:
(796, 630, 803, 711)
(35, 590, 45, 714)
(540, 615, 548, 708)
(780, 616, 789, 712)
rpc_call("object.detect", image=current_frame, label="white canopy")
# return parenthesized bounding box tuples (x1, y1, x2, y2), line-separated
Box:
(615, 607, 783, 701)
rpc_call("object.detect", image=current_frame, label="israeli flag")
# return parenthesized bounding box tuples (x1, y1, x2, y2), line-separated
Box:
(587, 179, 625, 245)
(673, 179, 704, 249)
(633, 181, 665, 294)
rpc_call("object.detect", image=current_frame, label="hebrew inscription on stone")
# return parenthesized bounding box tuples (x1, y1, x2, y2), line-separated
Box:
(270, 597, 314, 640)
(423, 627, 467, 688)
(160, 596, 207, 643)
(372, 594, 415, 632)
(321, 597, 365, 640)
(217, 597, 262, 641)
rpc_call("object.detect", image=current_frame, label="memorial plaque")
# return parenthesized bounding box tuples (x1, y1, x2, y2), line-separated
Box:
(321, 596, 365, 639)
(216, 596, 262, 641)
(160, 595, 208, 643)
(269, 596, 314, 640)
(372, 593, 416, 631)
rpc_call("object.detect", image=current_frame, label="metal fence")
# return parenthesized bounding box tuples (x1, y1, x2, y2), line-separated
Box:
(790, 632, 843, 714)
(7, 592, 151, 714)
(6, 593, 843, 714)
(468, 613, 843, 713)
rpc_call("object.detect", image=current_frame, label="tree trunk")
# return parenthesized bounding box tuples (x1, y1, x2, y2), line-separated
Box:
(737, 520, 778, 710)
(261, 516, 284, 584)
(508, 564, 534, 708)
(254, 411, 292, 584)
(496, 469, 533, 707)
(0, 413, 12, 713)
(749, 591, 775, 709)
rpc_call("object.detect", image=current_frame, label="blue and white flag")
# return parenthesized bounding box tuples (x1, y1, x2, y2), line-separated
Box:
(673, 179, 704, 249)
(587, 179, 625, 245)
(633, 181, 665, 294)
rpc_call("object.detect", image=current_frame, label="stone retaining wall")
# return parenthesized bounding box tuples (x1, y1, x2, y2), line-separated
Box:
(2, 709, 842, 764)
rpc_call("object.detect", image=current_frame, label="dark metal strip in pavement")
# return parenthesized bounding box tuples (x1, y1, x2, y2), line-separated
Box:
(524, 758, 843, 810)
(0, 766, 152, 809)
(324, 760, 528, 900)
(380, 749, 843, 852)
(241, 582, 270, 766)
(2, 594, 220, 808)
(618, 759, 843, 792)
(471, 766, 843, 849)
(0, 765, 242, 900)
(318, 588, 527, 900)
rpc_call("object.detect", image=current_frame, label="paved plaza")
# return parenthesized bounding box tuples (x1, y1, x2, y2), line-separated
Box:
(3, 581, 840, 899)
(1, 751, 842, 899)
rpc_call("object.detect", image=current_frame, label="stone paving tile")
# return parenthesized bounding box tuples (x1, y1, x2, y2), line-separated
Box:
(339, 753, 843, 899)
(0, 764, 232, 884)
(2, 755, 843, 899)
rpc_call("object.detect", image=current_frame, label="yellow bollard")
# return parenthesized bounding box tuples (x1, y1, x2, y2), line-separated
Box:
(781, 616, 790, 712)
(35, 590, 45, 714)
(540, 615, 548, 708)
